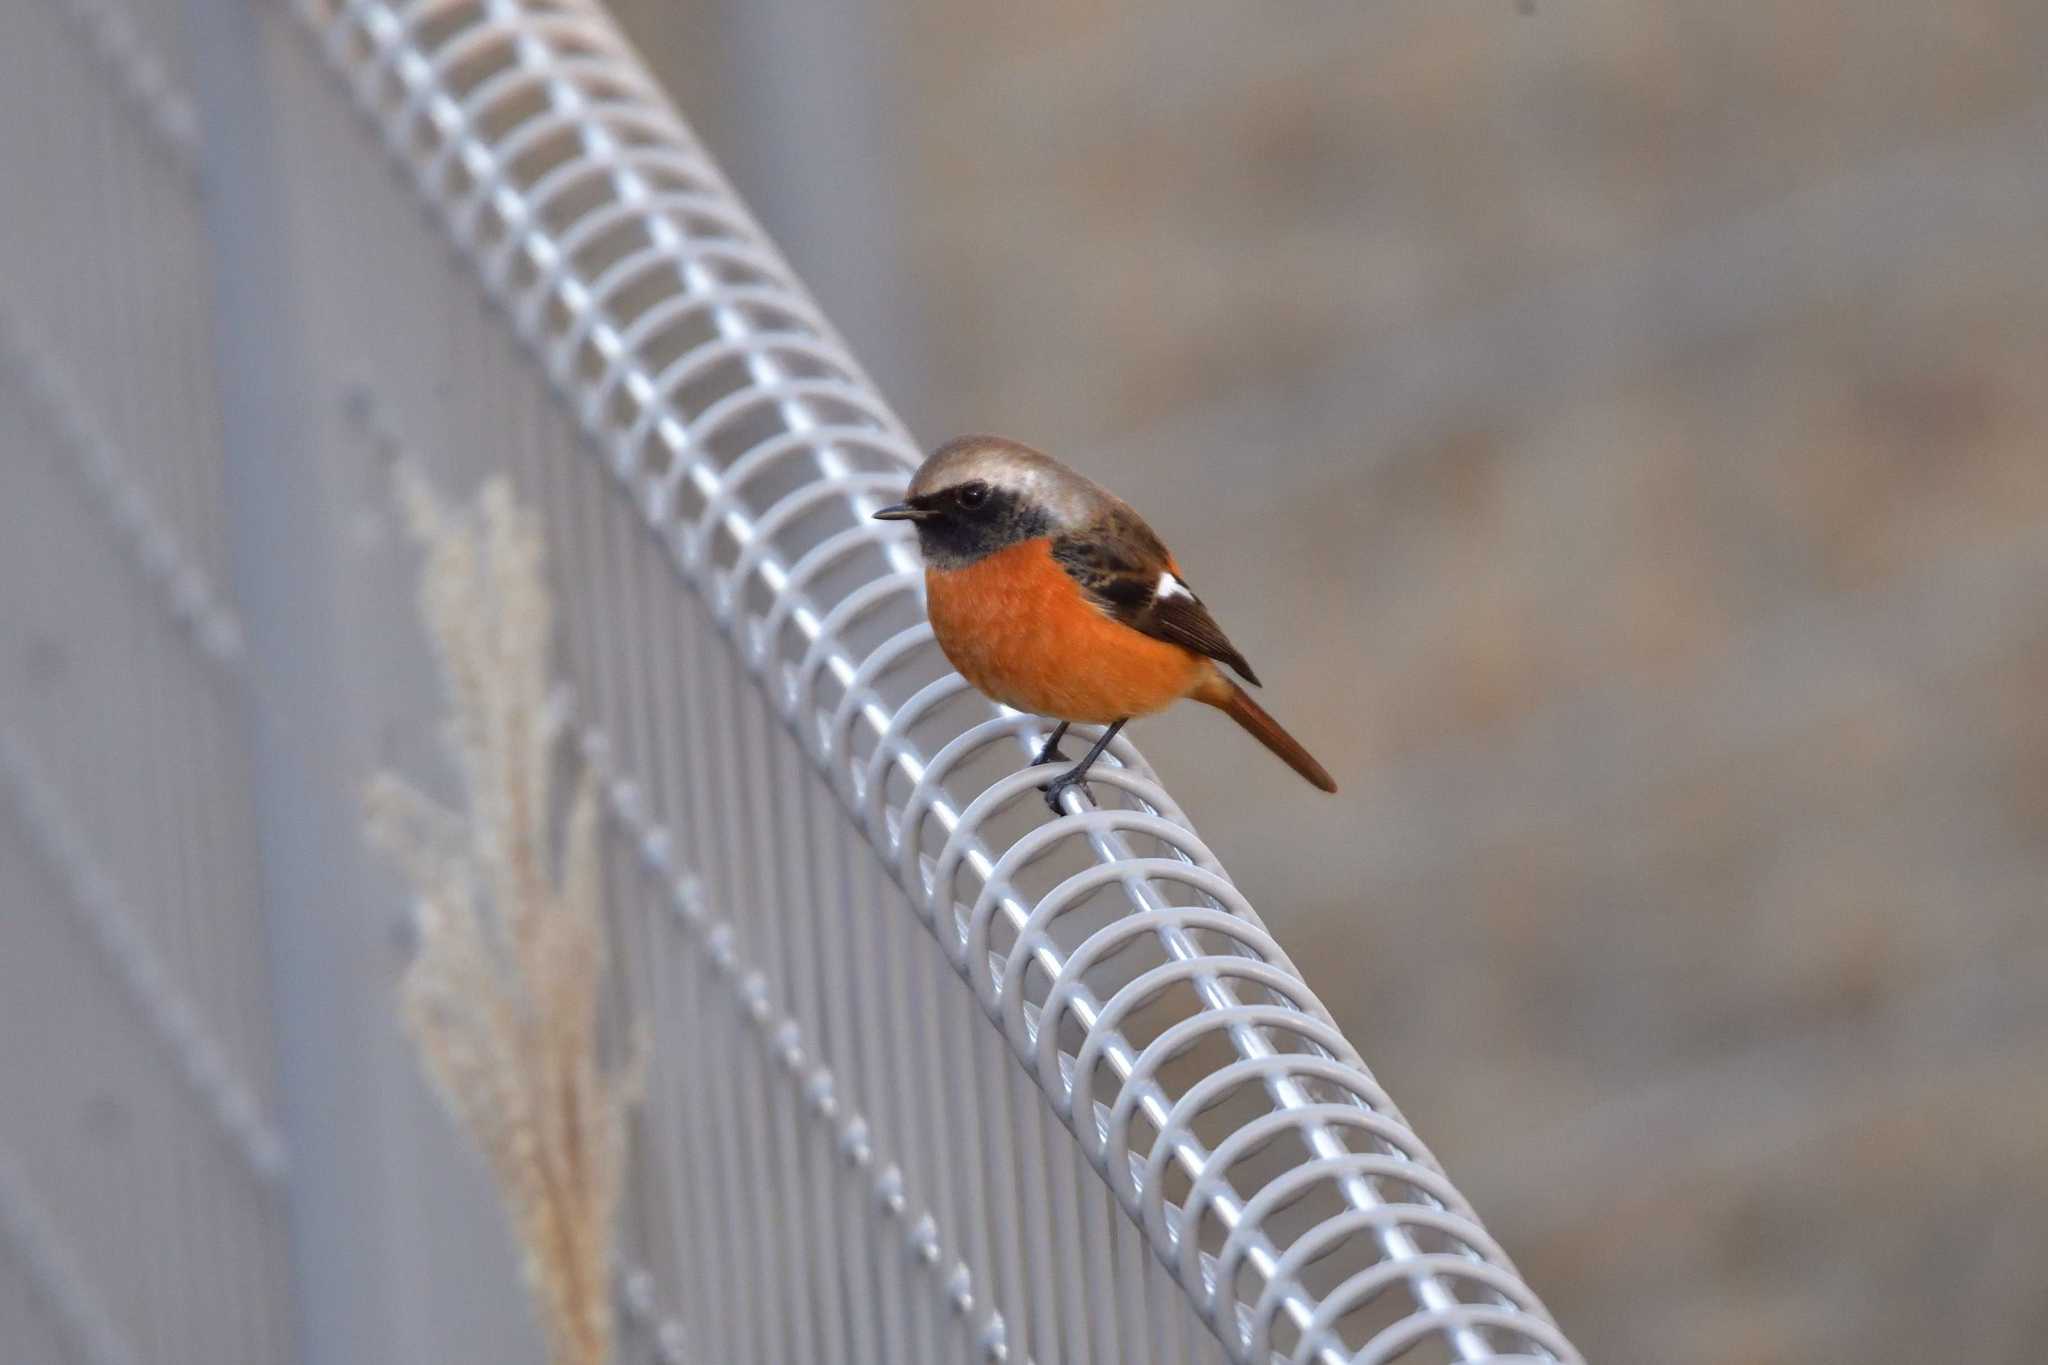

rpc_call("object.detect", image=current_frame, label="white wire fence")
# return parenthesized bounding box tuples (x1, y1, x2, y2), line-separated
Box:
(0, 1, 1582, 1362)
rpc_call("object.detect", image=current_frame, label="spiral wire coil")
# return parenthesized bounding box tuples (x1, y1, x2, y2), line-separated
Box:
(294, 1, 1581, 1360)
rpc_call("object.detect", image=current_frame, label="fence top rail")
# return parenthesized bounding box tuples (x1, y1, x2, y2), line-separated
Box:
(292, 1, 1580, 1360)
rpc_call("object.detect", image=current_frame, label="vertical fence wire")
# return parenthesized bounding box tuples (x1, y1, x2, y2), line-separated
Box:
(283, 2, 1582, 1362)
(0, 0, 296, 1361)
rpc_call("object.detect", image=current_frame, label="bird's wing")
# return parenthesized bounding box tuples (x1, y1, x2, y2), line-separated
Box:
(1051, 509, 1263, 686)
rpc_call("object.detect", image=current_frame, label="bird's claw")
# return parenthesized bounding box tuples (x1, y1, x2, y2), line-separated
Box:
(1038, 769, 1092, 813)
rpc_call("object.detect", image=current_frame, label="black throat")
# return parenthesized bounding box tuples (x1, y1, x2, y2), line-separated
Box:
(914, 486, 1053, 569)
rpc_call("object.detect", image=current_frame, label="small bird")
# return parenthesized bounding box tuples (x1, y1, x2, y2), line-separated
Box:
(874, 436, 1337, 811)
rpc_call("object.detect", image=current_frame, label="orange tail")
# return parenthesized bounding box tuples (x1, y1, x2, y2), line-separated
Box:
(1201, 678, 1338, 793)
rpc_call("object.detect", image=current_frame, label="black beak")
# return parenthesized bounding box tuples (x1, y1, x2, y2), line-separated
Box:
(872, 501, 933, 522)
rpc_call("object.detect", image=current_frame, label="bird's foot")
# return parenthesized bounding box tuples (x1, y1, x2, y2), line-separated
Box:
(1038, 767, 1093, 813)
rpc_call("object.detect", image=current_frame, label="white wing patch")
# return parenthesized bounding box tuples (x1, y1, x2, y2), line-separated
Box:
(1156, 571, 1192, 601)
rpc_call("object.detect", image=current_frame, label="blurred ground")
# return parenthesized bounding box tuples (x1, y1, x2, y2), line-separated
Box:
(614, 3, 2048, 1360)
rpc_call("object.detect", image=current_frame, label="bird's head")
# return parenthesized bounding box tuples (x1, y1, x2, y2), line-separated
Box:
(873, 436, 1103, 568)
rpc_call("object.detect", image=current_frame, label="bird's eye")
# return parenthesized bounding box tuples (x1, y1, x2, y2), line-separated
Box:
(955, 482, 990, 510)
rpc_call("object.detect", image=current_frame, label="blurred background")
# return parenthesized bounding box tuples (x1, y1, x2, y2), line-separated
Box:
(621, 2, 2048, 1361)
(4, 1, 2047, 1362)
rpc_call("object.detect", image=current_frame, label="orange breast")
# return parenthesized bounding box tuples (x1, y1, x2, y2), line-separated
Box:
(925, 538, 1208, 724)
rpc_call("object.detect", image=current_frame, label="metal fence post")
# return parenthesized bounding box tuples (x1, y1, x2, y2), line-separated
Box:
(177, 3, 540, 1363)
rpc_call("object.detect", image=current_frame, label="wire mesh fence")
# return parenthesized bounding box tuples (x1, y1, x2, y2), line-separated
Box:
(0, 0, 1581, 1362)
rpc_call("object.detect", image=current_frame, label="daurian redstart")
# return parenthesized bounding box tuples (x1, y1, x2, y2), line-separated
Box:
(875, 436, 1337, 811)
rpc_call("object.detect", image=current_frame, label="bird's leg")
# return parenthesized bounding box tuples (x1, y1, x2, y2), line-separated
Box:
(1029, 721, 1072, 767)
(1040, 718, 1127, 813)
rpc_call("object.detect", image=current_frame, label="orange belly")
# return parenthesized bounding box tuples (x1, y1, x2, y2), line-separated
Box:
(925, 538, 1208, 724)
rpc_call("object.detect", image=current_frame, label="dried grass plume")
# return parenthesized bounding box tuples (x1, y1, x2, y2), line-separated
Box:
(365, 468, 631, 1365)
